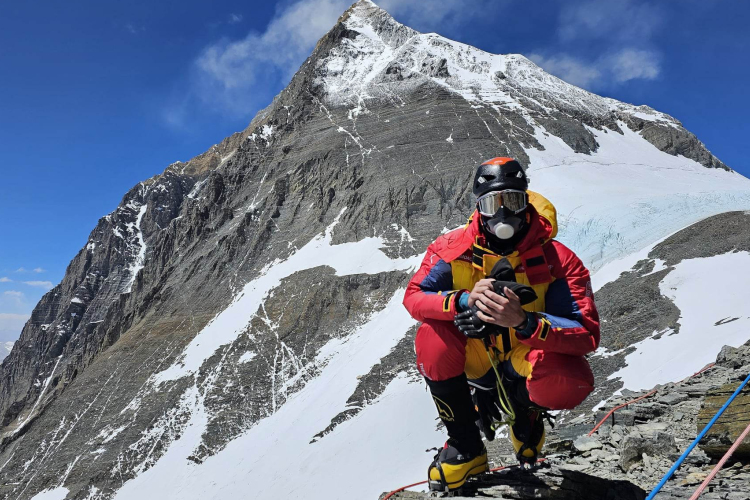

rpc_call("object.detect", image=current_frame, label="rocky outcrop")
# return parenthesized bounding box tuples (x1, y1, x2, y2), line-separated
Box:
(542, 340, 750, 499)
(698, 382, 750, 460)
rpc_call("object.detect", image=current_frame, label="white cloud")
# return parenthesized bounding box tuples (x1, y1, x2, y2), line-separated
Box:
(3, 291, 24, 298)
(33, 267, 45, 273)
(529, 53, 602, 89)
(196, 0, 348, 94)
(530, 48, 660, 90)
(14, 267, 26, 273)
(607, 48, 660, 83)
(0, 277, 11, 283)
(532, 0, 662, 90)
(229, 13, 243, 24)
(23, 281, 53, 289)
(377, 0, 497, 32)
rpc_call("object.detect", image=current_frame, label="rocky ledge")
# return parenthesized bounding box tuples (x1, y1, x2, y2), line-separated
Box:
(381, 340, 750, 499)
(380, 462, 646, 499)
(546, 340, 750, 500)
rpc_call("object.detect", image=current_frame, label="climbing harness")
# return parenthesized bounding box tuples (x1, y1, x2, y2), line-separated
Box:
(484, 337, 516, 426)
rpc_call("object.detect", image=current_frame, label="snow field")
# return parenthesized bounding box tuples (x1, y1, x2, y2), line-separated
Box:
(608, 251, 750, 392)
(29, 488, 69, 500)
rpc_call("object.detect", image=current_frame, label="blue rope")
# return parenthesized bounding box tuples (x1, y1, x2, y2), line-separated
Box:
(646, 371, 750, 499)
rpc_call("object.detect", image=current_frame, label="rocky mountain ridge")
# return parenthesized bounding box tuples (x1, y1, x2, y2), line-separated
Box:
(1, 1, 749, 499)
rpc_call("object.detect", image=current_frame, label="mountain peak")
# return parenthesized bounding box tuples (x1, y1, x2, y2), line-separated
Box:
(337, 0, 418, 49)
(315, 0, 681, 131)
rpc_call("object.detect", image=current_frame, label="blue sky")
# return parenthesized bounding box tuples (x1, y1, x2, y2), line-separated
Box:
(0, 0, 748, 341)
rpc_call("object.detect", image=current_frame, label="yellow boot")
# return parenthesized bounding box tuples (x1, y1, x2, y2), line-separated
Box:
(425, 375, 489, 491)
(509, 408, 546, 466)
(428, 439, 488, 492)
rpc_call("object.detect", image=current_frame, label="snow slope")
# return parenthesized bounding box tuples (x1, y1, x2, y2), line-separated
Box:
(525, 122, 750, 272)
(608, 251, 750, 392)
(115, 295, 442, 500)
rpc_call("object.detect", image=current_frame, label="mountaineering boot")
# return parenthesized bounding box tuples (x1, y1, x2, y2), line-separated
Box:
(425, 374, 488, 491)
(506, 379, 547, 466)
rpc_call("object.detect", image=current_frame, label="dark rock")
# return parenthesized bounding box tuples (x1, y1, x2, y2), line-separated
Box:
(697, 382, 750, 459)
(619, 432, 677, 470)
(659, 392, 689, 405)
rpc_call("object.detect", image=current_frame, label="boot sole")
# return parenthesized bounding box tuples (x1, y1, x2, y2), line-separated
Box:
(429, 461, 489, 491)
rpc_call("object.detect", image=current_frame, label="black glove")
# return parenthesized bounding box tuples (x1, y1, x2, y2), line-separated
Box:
(489, 258, 538, 305)
(454, 306, 497, 339)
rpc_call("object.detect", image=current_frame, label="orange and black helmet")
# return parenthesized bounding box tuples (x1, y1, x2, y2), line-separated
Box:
(472, 157, 528, 198)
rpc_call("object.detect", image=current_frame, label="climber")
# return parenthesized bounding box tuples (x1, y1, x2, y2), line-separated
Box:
(402, 157, 600, 492)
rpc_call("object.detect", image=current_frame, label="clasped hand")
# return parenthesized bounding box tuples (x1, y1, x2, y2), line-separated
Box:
(454, 279, 527, 338)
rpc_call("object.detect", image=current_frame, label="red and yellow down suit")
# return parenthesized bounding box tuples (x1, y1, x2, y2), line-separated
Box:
(403, 192, 599, 410)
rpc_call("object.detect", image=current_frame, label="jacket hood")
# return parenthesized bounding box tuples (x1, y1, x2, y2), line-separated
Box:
(433, 190, 558, 262)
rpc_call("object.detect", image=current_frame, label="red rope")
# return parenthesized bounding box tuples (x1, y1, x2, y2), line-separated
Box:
(688, 420, 750, 500)
(588, 363, 715, 437)
(382, 459, 546, 500)
(588, 389, 657, 437)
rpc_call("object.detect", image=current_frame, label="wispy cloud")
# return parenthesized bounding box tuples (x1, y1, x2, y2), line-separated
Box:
(196, 0, 348, 93)
(14, 267, 26, 273)
(528, 0, 663, 90)
(3, 291, 24, 297)
(228, 13, 243, 24)
(169, 0, 501, 124)
(558, 0, 662, 43)
(0, 277, 11, 283)
(530, 48, 660, 90)
(33, 267, 45, 274)
(22, 281, 53, 290)
(125, 23, 146, 35)
(377, 0, 497, 32)
(607, 49, 660, 83)
(528, 54, 602, 89)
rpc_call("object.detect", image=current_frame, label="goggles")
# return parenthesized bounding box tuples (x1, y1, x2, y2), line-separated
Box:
(476, 189, 528, 216)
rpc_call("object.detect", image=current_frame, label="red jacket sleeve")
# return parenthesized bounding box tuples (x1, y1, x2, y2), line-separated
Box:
(403, 242, 466, 322)
(515, 240, 600, 356)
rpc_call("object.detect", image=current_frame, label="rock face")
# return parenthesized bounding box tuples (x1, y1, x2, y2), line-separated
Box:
(1, 1, 750, 499)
